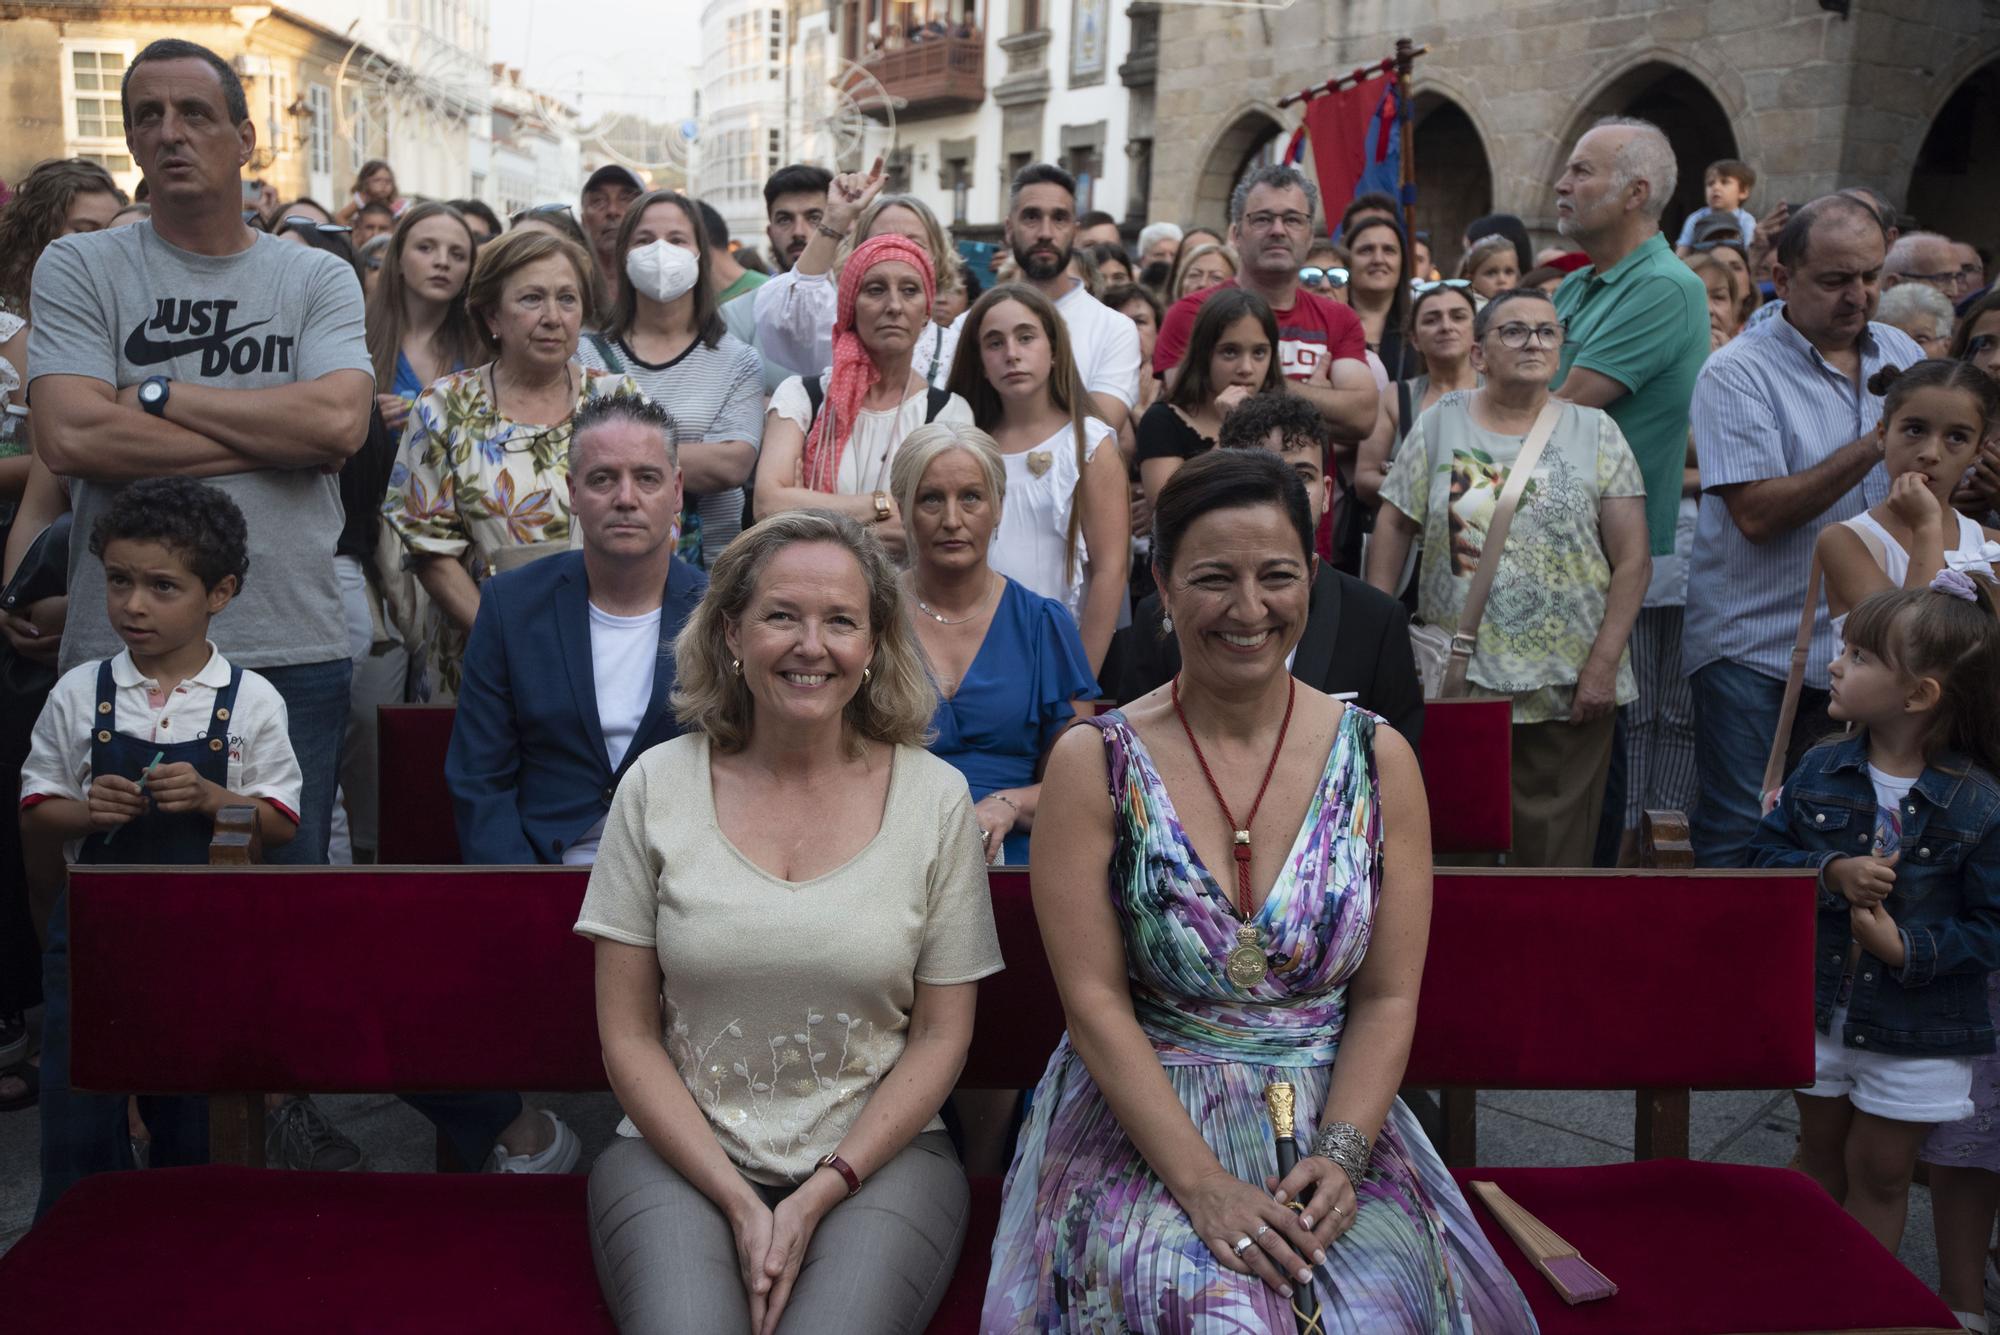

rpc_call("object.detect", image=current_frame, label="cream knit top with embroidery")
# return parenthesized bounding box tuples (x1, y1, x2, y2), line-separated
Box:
(575, 732, 1004, 1184)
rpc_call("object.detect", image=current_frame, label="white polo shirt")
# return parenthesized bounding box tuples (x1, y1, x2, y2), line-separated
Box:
(932, 277, 1142, 412)
(22, 642, 303, 862)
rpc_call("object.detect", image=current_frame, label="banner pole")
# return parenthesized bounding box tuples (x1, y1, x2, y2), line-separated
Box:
(1395, 36, 1417, 251)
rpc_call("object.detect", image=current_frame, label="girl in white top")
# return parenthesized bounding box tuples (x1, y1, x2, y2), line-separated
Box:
(751, 162, 958, 384)
(755, 234, 972, 565)
(1818, 362, 2000, 620)
(943, 283, 1131, 673)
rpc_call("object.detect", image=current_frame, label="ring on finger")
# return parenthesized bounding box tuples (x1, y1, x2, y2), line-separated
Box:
(1232, 1235, 1255, 1256)
(1254, 1223, 1271, 1239)
(1330, 1203, 1346, 1218)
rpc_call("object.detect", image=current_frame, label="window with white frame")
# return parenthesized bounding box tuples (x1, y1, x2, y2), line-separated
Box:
(62, 43, 136, 181)
(264, 68, 294, 155)
(306, 85, 333, 176)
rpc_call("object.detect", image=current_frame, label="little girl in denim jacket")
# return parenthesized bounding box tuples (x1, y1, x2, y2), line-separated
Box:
(1751, 572, 2000, 1277)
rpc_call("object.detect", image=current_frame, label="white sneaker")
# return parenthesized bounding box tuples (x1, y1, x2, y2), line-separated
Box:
(487, 1109, 580, 1174)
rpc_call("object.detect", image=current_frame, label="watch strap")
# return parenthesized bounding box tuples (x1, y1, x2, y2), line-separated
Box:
(816, 1152, 861, 1197)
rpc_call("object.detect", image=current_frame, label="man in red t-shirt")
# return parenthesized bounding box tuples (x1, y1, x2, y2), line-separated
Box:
(1153, 166, 1377, 441)
(1153, 167, 1380, 563)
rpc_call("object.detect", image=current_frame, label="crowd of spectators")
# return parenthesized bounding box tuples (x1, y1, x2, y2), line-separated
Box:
(3, 33, 2000, 1332)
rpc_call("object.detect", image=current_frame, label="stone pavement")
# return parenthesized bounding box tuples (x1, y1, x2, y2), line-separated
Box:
(0, 1040, 1947, 1298)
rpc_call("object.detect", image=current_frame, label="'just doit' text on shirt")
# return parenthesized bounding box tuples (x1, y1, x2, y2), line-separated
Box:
(124, 299, 292, 376)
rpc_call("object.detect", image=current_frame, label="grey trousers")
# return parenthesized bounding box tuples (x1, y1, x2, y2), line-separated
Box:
(587, 1130, 968, 1334)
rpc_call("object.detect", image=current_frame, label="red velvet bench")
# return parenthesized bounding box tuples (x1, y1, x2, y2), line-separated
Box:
(2, 866, 1952, 1332)
(376, 697, 1523, 865)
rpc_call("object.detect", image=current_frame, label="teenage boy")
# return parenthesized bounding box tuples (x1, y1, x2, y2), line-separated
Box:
(22, 478, 302, 1217)
(1676, 159, 1758, 252)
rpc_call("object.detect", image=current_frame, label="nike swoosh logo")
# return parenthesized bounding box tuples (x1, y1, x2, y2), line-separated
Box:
(123, 316, 275, 367)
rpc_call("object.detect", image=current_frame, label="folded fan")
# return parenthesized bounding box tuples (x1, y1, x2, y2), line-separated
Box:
(1468, 1179, 1617, 1305)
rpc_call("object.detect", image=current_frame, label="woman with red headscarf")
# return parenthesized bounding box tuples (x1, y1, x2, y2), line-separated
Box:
(754, 234, 973, 561)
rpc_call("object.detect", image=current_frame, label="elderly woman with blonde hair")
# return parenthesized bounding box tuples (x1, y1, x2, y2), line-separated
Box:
(575, 509, 1004, 1334)
(891, 422, 1096, 865)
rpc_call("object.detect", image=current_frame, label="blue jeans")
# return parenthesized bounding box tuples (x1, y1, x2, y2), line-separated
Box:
(1690, 659, 1833, 868)
(36, 890, 207, 1220)
(257, 659, 353, 866)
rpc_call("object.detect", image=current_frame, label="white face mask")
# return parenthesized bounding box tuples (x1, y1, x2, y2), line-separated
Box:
(625, 239, 700, 303)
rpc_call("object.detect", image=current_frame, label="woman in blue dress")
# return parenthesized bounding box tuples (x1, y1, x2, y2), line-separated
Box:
(888, 422, 1097, 864)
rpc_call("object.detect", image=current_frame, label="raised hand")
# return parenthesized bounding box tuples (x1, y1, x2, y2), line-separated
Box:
(825, 156, 888, 236)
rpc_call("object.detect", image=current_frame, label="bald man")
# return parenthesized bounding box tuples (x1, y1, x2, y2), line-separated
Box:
(1883, 231, 1964, 303)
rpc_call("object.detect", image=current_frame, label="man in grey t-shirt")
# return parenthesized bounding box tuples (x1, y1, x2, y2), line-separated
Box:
(27, 40, 373, 866)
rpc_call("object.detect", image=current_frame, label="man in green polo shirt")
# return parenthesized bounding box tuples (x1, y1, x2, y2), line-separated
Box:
(1549, 116, 1710, 866)
(1551, 117, 1710, 559)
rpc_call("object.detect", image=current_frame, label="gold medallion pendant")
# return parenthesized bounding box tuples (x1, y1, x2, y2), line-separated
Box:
(1225, 923, 1268, 987)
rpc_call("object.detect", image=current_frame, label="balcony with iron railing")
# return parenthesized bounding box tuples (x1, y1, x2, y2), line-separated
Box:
(851, 29, 985, 121)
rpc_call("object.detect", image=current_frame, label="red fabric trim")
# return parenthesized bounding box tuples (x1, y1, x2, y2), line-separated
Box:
(265, 799, 300, 826)
(19, 792, 54, 810)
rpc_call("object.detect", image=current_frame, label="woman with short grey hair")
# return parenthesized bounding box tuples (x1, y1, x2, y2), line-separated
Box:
(576, 509, 1003, 1333)
(1877, 282, 1955, 360)
(890, 423, 1096, 864)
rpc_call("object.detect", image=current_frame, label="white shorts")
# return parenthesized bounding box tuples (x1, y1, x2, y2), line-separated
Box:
(1804, 1004, 1976, 1123)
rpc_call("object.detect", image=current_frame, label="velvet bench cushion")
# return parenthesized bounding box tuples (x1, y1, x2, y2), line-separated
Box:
(13, 1162, 1952, 1333)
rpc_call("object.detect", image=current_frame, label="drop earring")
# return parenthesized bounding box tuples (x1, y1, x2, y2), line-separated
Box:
(731, 658, 742, 675)
(862, 666, 873, 684)
(1161, 614, 1174, 633)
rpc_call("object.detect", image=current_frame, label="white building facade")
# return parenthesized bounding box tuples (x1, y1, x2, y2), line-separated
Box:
(693, 0, 794, 249)
(817, 0, 1159, 234)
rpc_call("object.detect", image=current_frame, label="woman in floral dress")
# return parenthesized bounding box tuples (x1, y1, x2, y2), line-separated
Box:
(383, 229, 637, 697)
(985, 449, 1536, 1333)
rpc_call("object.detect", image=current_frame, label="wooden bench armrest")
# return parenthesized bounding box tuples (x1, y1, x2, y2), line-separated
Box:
(208, 805, 263, 866)
(1640, 809, 1693, 869)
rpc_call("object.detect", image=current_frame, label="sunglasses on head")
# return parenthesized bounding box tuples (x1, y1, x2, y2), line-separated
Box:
(512, 202, 574, 223)
(1300, 266, 1348, 286)
(284, 216, 352, 234)
(1413, 278, 1472, 294)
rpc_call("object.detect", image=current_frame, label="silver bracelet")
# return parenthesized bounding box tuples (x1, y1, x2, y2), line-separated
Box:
(1311, 1121, 1372, 1187)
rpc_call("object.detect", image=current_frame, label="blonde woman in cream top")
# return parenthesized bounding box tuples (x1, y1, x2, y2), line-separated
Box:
(575, 509, 1002, 1335)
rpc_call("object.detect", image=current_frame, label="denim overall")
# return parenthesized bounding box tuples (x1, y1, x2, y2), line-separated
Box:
(34, 662, 242, 1220)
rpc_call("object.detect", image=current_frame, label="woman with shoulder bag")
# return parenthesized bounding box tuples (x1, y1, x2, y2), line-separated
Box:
(1366, 288, 1650, 867)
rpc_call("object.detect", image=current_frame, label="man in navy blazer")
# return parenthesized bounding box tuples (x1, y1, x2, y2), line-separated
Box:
(448, 396, 709, 865)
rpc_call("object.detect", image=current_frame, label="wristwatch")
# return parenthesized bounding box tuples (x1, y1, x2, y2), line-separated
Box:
(137, 376, 171, 417)
(872, 491, 892, 524)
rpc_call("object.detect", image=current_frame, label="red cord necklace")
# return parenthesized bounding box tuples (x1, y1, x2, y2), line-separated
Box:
(1171, 673, 1296, 988)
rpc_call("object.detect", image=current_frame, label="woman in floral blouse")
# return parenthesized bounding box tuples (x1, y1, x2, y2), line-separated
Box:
(383, 229, 638, 697)
(1366, 287, 1651, 868)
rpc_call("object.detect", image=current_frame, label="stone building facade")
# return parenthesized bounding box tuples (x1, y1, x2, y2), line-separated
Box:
(1149, 0, 2000, 270)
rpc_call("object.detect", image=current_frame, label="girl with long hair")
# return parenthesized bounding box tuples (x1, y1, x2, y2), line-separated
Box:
(364, 202, 482, 439)
(943, 283, 1130, 672)
(1136, 288, 1283, 503)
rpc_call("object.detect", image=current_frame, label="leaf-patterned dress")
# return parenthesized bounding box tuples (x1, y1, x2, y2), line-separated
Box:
(381, 363, 639, 698)
(982, 706, 1539, 1333)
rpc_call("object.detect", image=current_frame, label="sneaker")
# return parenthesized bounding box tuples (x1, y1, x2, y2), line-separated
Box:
(266, 1095, 367, 1172)
(486, 1109, 580, 1174)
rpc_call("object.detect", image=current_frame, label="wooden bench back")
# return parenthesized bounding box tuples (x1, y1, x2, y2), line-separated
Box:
(68, 865, 1814, 1161)
(376, 705, 461, 865)
(375, 697, 1521, 864)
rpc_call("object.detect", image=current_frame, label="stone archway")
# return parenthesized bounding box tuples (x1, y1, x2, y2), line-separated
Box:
(1189, 105, 1285, 230)
(1555, 59, 1740, 244)
(1908, 61, 1999, 250)
(1412, 93, 1493, 275)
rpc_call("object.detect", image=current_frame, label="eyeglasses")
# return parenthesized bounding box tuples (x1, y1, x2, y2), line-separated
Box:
(1413, 278, 1472, 294)
(1299, 266, 1348, 288)
(511, 202, 574, 223)
(284, 216, 351, 234)
(1244, 210, 1312, 233)
(1895, 270, 1962, 290)
(1491, 321, 1567, 349)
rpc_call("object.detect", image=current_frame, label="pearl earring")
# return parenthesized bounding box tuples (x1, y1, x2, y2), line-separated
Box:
(1161, 614, 1174, 633)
